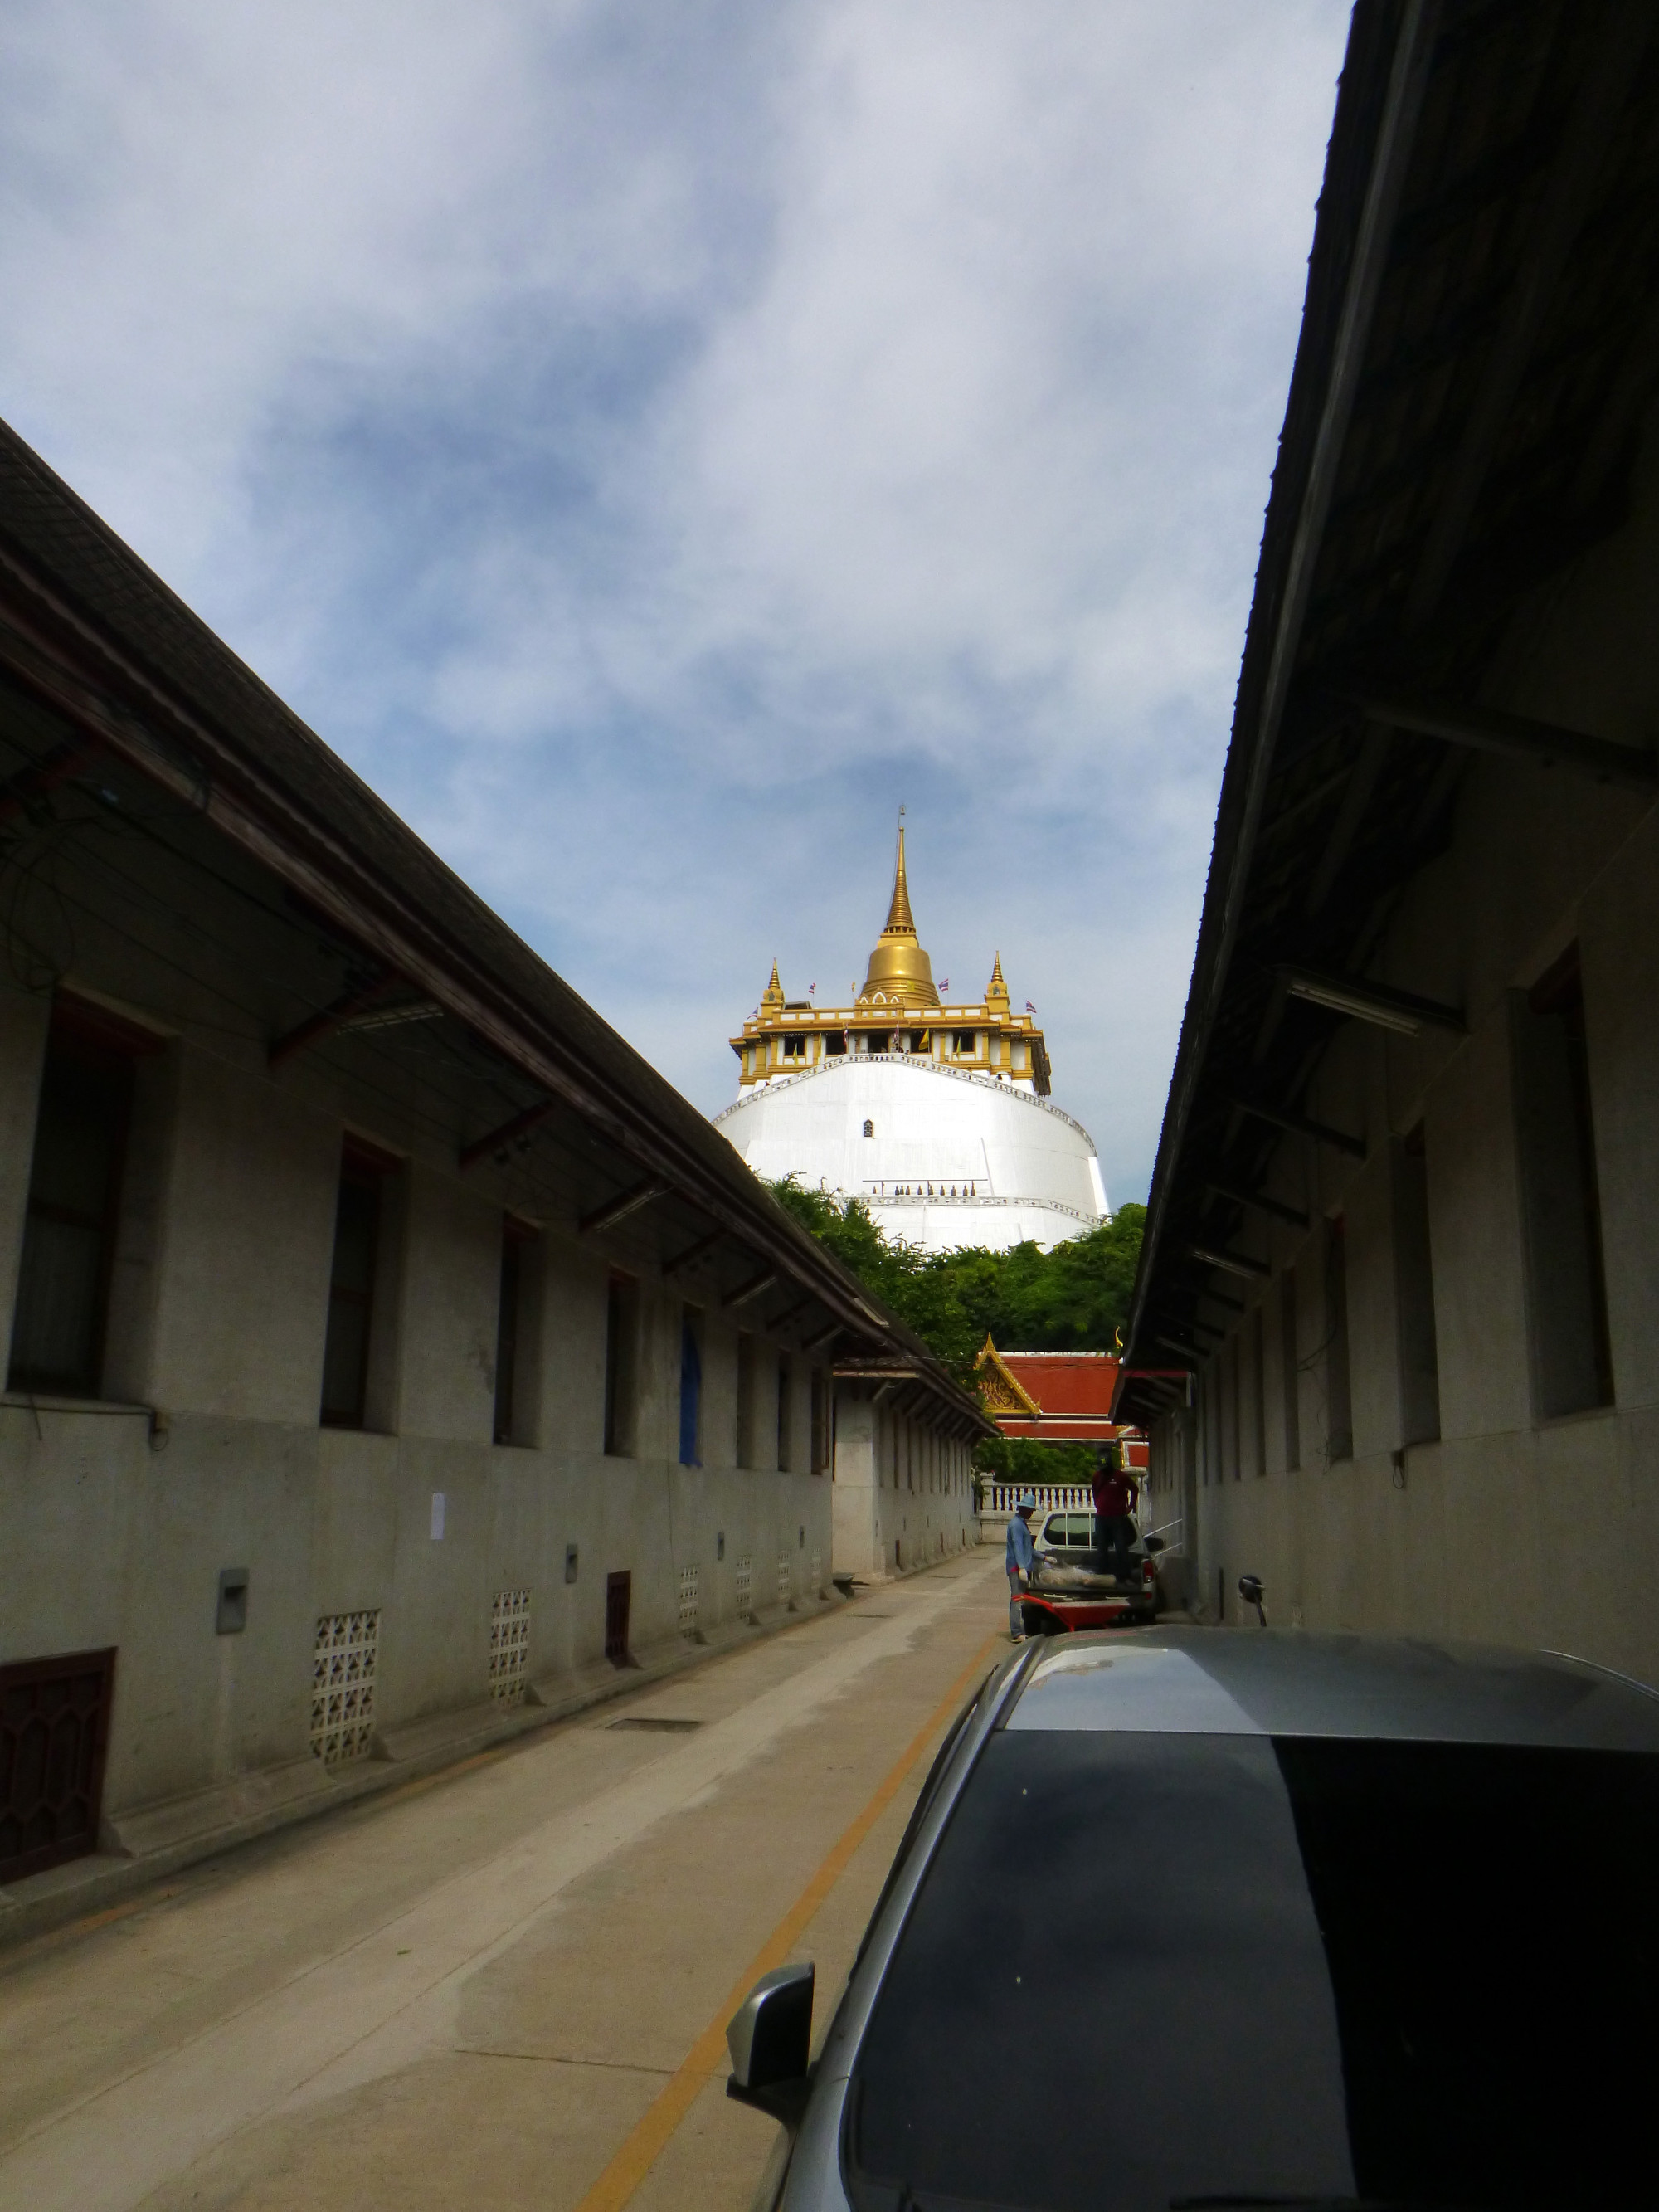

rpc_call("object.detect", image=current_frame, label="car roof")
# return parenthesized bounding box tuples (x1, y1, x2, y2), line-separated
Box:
(1006, 1628, 1659, 1751)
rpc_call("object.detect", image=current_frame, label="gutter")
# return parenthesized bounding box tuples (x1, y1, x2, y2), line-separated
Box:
(1115, 0, 1441, 1415)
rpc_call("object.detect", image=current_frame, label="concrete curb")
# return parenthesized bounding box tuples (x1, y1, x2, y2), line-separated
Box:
(0, 1581, 878, 1953)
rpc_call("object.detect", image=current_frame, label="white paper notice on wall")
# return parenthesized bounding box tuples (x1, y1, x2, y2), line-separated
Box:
(430, 1492, 446, 1541)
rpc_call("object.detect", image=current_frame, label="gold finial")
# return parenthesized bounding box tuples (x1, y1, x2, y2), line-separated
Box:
(985, 951, 1010, 1011)
(858, 820, 939, 1010)
(761, 957, 785, 1011)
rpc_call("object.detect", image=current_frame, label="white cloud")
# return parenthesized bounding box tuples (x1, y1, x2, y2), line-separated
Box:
(0, 0, 1352, 1201)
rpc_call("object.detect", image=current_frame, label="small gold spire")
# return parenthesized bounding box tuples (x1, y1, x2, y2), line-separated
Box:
(985, 952, 1010, 1011)
(761, 957, 785, 1011)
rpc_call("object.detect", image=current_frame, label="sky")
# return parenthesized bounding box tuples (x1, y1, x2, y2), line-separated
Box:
(0, 0, 1353, 1206)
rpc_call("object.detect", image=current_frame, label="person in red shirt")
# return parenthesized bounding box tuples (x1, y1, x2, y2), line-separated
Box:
(1092, 1444, 1140, 1584)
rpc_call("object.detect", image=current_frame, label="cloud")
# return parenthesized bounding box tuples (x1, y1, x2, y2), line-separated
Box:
(0, 0, 1352, 1202)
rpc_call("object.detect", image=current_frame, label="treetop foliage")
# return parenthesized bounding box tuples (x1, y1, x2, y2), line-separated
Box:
(766, 1177, 1145, 1375)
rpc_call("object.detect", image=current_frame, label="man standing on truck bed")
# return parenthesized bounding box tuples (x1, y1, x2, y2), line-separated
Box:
(1093, 1445, 1139, 1586)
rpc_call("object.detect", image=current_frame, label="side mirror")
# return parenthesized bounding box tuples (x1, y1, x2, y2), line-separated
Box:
(727, 1961, 815, 2127)
(1238, 1573, 1267, 1627)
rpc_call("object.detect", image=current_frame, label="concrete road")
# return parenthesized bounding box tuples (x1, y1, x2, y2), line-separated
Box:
(0, 1548, 1008, 2212)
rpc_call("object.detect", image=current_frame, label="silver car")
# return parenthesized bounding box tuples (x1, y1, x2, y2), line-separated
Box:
(727, 1627, 1659, 2212)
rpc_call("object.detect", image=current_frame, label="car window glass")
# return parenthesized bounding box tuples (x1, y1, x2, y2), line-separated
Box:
(844, 1731, 1659, 2212)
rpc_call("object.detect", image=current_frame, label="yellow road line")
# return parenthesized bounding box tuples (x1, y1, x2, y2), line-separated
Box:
(571, 1630, 1000, 2212)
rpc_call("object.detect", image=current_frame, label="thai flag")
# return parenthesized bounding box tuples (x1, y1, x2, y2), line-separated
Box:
(1025, 1000, 1036, 1013)
(939, 977, 949, 992)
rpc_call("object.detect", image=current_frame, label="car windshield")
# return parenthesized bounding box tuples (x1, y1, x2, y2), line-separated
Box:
(844, 1730, 1659, 2212)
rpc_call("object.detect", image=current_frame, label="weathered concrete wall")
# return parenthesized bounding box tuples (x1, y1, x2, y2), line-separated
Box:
(1142, 410, 1659, 1678)
(0, 951, 844, 1828)
(828, 1390, 976, 1581)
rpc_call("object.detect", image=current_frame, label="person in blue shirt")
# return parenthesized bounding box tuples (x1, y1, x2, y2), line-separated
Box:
(1005, 1492, 1038, 1641)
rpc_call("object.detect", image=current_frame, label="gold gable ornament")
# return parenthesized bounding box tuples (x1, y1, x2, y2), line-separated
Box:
(972, 1333, 1041, 1417)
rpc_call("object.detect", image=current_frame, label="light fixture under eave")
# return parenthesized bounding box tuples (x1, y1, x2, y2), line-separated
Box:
(1190, 1243, 1271, 1280)
(1280, 966, 1464, 1036)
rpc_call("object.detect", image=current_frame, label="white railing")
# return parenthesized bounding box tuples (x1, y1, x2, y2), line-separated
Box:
(979, 1480, 1094, 1516)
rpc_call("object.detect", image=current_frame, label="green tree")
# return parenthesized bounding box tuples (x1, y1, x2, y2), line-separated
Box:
(766, 1178, 1144, 1372)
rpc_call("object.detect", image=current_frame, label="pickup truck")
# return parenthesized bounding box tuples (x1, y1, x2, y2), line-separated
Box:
(1019, 1509, 1161, 1632)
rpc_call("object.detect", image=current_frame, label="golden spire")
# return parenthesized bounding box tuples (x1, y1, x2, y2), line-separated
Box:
(859, 824, 940, 1010)
(761, 957, 785, 1012)
(985, 952, 1010, 1012)
(884, 826, 917, 935)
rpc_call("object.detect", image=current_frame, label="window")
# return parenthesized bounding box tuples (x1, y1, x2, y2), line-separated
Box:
(603, 1274, 638, 1457)
(679, 1309, 703, 1467)
(1324, 1216, 1353, 1462)
(494, 1218, 537, 1444)
(865, 1032, 889, 1055)
(1394, 1125, 1441, 1445)
(1280, 1269, 1301, 1472)
(863, 1118, 874, 1139)
(810, 1367, 830, 1472)
(1514, 948, 1613, 1416)
(954, 1030, 975, 1055)
(1248, 1307, 1267, 1477)
(736, 1332, 757, 1468)
(8, 1009, 140, 1396)
(776, 1354, 793, 1471)
(782, 1034, 806, 1059)
(825, 1030, 847, 1056)
(320, 1140, 399, 1429)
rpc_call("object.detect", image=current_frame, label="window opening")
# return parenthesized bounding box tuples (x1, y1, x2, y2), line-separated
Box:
(493, 1218, 531, 1443)
(679, 1311, 703, 1467)
(8, 1011, 143, 1396)
(1280, 1268, 1301, 1472)
(1515, 948, 1613, 1415)
(319, 1145, 391, 1428)
(1325, 1216, 1353, 1462)
(736, 1332, 757, 1468)
(811, 1367, 830, 1472)
(863, 1118, 874, 1138)
(1395, 1125, 1441, 1444)
(603, 1274, 638, 1457)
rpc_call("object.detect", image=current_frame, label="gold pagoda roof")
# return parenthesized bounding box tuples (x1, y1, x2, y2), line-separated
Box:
(858, 828, 940, 1011)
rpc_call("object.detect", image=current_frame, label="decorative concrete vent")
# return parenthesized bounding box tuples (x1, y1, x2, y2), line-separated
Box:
(311, 1610, 380, 1766)
(735, 1555, 753, 1620)
(678, 1564, 700, 1638)
(489, 1587, 532, 1704)
(777, 1553, 792, 1610)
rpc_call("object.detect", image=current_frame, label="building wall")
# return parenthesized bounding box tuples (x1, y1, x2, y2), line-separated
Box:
(1143, 416, 1659, 1677)
(828, 1387, 979, 1581)
(0, 968, 839, 1829)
